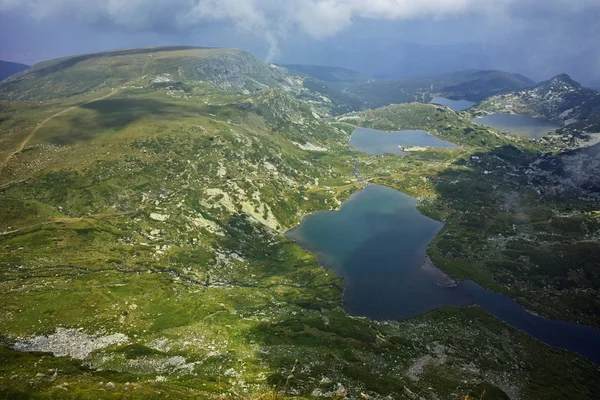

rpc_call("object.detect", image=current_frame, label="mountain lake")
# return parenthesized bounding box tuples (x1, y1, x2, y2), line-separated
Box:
(349, 127, 458, 155)
(286, 184, 600, 364)
(473, 113, 561, 139)
(430, 97, 476, 111)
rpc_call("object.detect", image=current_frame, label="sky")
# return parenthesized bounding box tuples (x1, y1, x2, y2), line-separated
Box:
(1, 0, 599, 85)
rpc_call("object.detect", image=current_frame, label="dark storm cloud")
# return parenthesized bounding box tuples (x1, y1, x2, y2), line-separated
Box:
(497, 0, 600, 82)
(4, 1, 594, 47)
(1, 0, 599, 82)
(506, 0, 600, 20)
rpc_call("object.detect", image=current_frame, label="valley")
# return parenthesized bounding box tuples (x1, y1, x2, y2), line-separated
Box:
(0, 47, 599, 399)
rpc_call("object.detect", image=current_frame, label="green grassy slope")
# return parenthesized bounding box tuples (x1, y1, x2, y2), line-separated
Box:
(0, 49, 599, 399)
(0, 47, 288, 101)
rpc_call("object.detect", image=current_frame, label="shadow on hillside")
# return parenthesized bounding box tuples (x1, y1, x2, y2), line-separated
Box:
(46, 97, 202, 145)
(81, 97, 199, 127)
(208, 210, 417, 396)
(30, 46, 210, 77)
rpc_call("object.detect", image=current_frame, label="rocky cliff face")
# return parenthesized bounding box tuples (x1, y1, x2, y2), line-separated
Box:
(171, 50, 288, 92)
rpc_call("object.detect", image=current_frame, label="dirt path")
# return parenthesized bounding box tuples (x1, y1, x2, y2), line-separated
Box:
(0, 89, 118, 174)
(0, 209, 139, 237)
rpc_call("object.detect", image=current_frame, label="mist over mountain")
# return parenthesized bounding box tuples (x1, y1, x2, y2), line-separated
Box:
(275, 38, 598, 84)
(0, 60, 29, 81)
(2, 0, 600, 84)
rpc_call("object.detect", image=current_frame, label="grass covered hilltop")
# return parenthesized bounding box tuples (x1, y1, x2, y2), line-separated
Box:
(1, 47, 599, 399)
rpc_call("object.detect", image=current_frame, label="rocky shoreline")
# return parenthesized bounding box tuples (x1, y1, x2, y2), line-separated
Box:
(421, 255, 457, 288)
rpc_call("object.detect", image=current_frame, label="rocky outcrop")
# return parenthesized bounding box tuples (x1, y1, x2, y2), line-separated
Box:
(175, 49, 288, 92)
(478, 74, 600, 133)
(528, 143, 600, 198)
(14, 328, 129, 360)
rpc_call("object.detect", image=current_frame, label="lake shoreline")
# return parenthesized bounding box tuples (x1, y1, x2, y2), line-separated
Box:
(421, 255, 457, 288)
(285, 183, 600, 365)
(349, 127, 458, 156)
(472, 113, 561, 139)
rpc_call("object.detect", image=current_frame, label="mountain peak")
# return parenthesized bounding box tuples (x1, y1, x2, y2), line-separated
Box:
(538, 73, 581, 90)
(552, 73, 578, 83)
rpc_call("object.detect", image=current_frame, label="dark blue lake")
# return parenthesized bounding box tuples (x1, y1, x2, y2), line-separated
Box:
(430, 97, 476, 111)
(473, 113, 561, 139)
(349, 128, 458, 156)
(286, 185, 600, 364)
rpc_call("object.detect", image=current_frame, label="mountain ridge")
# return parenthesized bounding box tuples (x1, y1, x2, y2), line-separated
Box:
(0, 47, 289, 101)
(281, 67, 536, 115)
(536, 73, 582, 90)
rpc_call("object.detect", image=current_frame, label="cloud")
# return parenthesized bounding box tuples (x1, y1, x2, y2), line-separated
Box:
(2, 0, 597, 34)
(2, 0, 599, 63)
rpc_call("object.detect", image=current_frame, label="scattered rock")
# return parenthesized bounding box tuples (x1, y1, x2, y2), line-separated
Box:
(14, 328, 129, 360)
(150, 213, 169, 222)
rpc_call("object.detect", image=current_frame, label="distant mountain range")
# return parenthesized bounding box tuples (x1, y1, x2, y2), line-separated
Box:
(0, 49, 537, 118)
(277, 38, 599, 85)
(279, 40, 506, 79)
(277, 64, 369, 83)
(0, 60, 30, 81)
(4, 49, 593, 130)
(276, 65, 536, 114)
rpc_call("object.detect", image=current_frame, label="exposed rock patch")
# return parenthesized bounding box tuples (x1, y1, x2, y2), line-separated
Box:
(14, 328, 129, 360)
